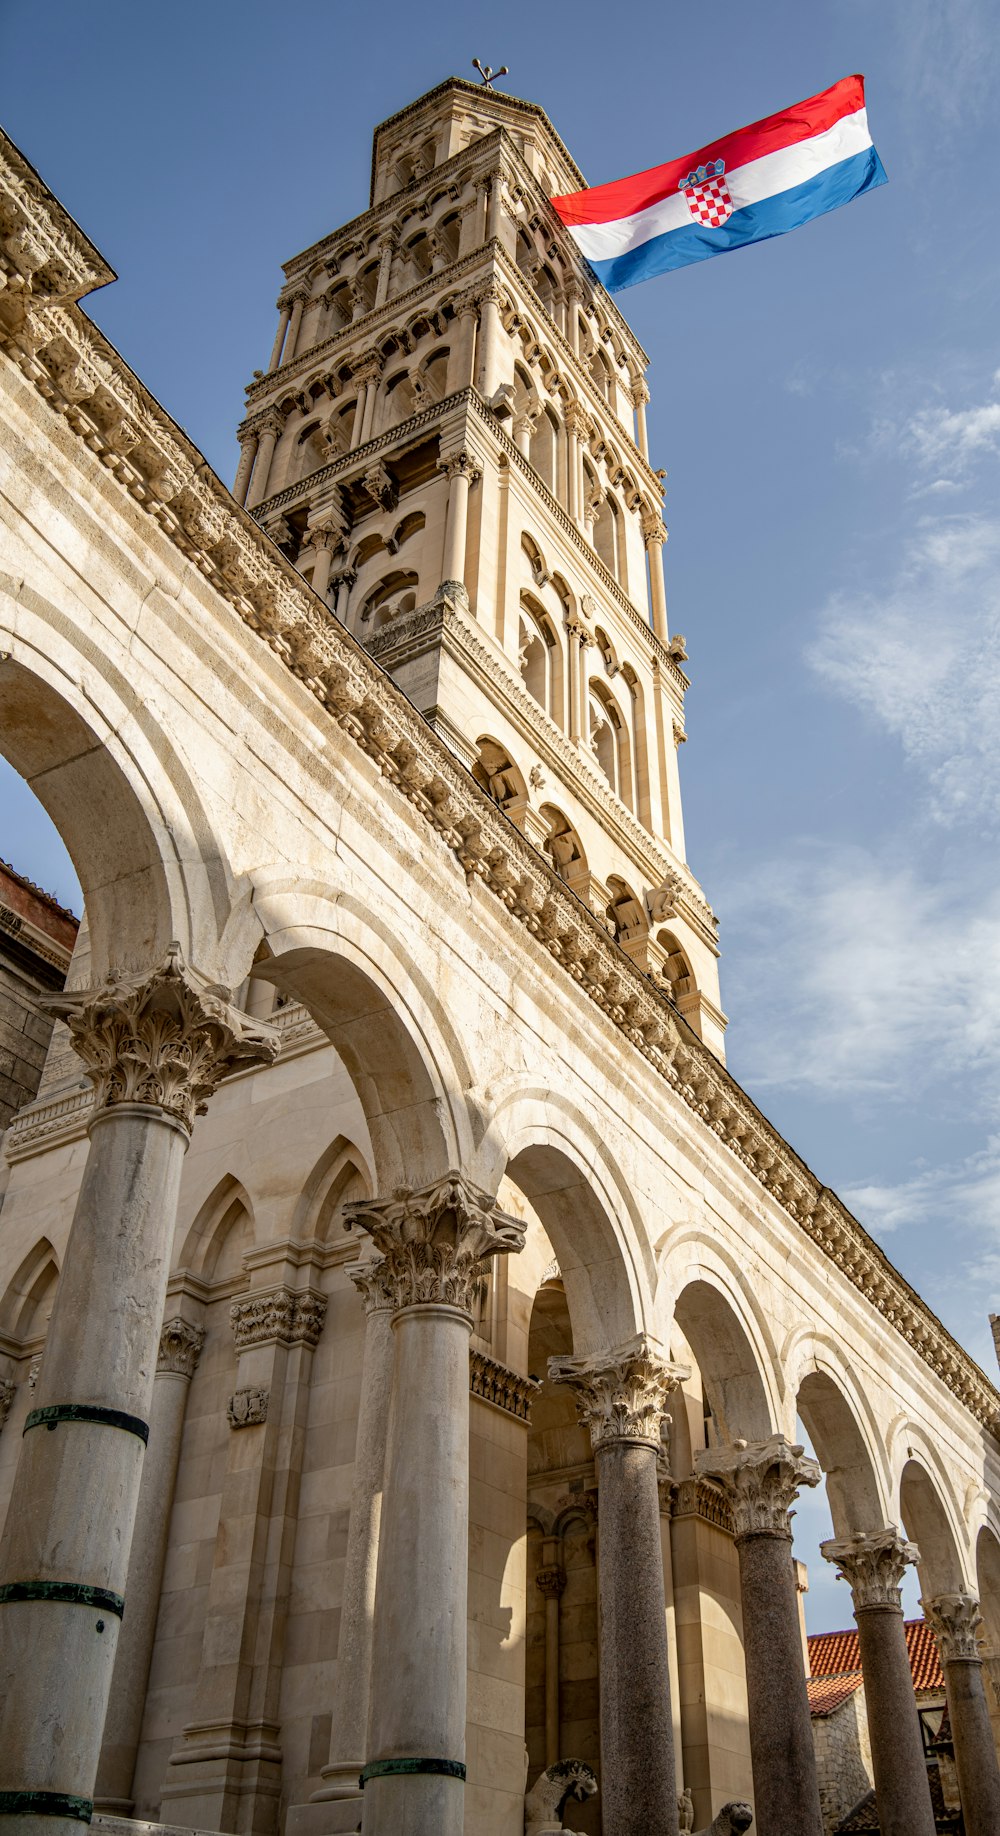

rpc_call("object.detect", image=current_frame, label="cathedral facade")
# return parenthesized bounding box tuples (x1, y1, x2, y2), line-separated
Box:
(0, 76, 998, 1836)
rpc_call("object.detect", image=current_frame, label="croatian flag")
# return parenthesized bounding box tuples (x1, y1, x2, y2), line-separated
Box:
(551, 75, 886, 293)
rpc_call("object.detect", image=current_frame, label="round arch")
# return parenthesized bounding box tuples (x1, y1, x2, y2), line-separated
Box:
(659, 1231, 784, 1441)
(899, 1455, 969, 1595)
(250, 879, 475, 1188)
(783, 1326, 892, 1532)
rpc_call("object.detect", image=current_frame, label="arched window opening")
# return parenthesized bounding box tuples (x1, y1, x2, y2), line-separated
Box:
(414, 347, 450, 406)
(521, 532, 549, 590)
(519, 617, 548, 712)
(605, 877, 648, 945)
(656, 931, 696, 1004)
(387, 510, 425, 555)
(589, 347, 613, 402)
(358, 569, 420, 633)
(589, 700, 618, 793)
(529, 407, 558, 491)
(382, 369, 417, 430)
(472, 738, 529, 830)
(540, 806, 586, 886)
(594, 626, 618, 675)
(593, 494, 618, 578)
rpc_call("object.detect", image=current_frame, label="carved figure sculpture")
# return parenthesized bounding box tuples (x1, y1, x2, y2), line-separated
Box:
(524, 1758, 599, 1834)
(693, 1803, 754, 1836)
(678, 1786, 695, 1831)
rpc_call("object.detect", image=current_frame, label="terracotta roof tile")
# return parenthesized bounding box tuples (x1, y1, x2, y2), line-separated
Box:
(807, 1670, 863, 1716)
(808, 1618, 943, 1699)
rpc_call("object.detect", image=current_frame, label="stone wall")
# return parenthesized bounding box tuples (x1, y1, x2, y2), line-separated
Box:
(0, 862, 76, 1131)
(813, 1689, 874, 1836)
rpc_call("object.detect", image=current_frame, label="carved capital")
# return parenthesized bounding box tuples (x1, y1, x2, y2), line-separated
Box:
(157, 1316, 206, 1379)
(350, 351, 383, 386)
(228, 1385, 269, 1429)
(821, 1526, 920, 1610)
(42, 947, 280, 1135)
(549, 1335, 689, 1451)
(923, 1591, 985, 1663)
(0, 1378, 13, 1434)
(453, 285, 482, 319)
(254, 407, 285, 443)
(695, 1435, 821, 1540)
(343, 1171, 526, 1317)
(565, 401, 592, 440)
(630, 378, 651, 408)
(349, 1255, 397, 1314)
(231, 1287, 327, 1351)
(362, 461, 397, 509)
(535, 1563, 566, 1600)
(641, 506, 667, 547)
(438, 449, 482, 486)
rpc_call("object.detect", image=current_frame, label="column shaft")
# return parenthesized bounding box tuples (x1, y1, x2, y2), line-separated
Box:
(597, 1440, 678, 1836)
(359, 380, 379, 447)
(736, 1531, 823, 1836)
(310, 538, 335, 602)
(544, 1592, 560, 1766)
(234, 433, 259, 506)
(247, 424, 280, 510)
(646, 532, 669, 642)
(475, 288, 503, 399)
(633, 389, 650, 460)
(312, 1296, 394, 1806)
(439, 462, 476, 586)
(854, 1606, 937, 1835)
(946, 1657, 1000, 1834)
(0, 1105, 187, 1835)
(284, 294, 306, 367)
(268, 305, 291, 373)
(95, 1319, 204, 1813)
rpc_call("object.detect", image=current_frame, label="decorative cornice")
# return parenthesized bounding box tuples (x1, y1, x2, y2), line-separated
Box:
(2, 149, 998, 1433)
(695, 1435, 821, 1541)
(157, 1317, 206, 1379)
(470, 1348, 539, 1421)
(821, 1526, 920, 1611)
(343, 1171, 526, 1316)
(230, 1287, 327, 1351)
(922, 1592, 984, 1664)
(41, 946, 280, 1135)
(549, 1335, 688, 1451)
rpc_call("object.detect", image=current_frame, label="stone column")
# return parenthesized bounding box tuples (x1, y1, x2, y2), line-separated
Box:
(282, 286, 309, 368)
(333, 566, 356, 625)
(438, 451, 481, 590)
(565, 282, 582, 357)
(246, 410, 283, 511)
(566, 404, 590, 530)
(631, 378, 651, 461)
(474, 280, 505, 400)
(94, 1314, 206, 1814)
(448, 291, 479, 394)
(536, 1548, 566, 1768)
(514, 411, 535, 459)
(486, 176, 503, 242)
(234, 428, 260, 506)
(0, 950, 277, 1836)
(924, 1591, 1000, 1836)
(551, 1336, 688, 1836)
(696, 1434, 824, 1836)
(344, 1174, 526, 1836)
(303, 1259, 396, 1824)
(642, 508, 669, 643)
(307, 521, 341, 604)
(268, 300, 292, 373)
(821, 1528, 937, 1836)
(374, 232, 397, 308)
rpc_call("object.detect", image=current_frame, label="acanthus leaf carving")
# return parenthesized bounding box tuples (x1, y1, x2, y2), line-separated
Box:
(695, 1434, 820, 1540)
(550, 1335, 689, 1451)
(343, 1172, 526, 1317)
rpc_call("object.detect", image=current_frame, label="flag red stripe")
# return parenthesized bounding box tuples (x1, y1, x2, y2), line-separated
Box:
(552, 74, 868, 227)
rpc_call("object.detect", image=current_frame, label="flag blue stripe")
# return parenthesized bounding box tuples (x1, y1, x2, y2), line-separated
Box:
(587, 146, 888, 293)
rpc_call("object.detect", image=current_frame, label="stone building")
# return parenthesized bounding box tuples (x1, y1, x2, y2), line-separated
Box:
(0, 71, 1000, 1836)
(0, 860, 77, 1133)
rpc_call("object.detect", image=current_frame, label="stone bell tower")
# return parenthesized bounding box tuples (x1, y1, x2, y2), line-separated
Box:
(236, 77, 726, 1057)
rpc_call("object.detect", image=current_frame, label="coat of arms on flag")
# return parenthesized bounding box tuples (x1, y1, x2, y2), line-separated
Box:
(678, 159, 733, 228)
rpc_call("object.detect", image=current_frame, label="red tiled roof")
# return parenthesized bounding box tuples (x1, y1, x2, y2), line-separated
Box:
(807, 1618, 943, 1712)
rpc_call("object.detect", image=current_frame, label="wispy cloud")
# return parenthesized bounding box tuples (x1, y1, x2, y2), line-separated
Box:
(901, 373, 1000, 473)
(807, 512, 1000, 825)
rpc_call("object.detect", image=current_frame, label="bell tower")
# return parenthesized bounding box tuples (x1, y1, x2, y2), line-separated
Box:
(236, 77, 726, 1057)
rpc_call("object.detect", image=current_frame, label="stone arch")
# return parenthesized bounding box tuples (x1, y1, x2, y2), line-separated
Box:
(475, 1085, 650, 1355)
(291, 1135, 373, 1249)
(898, 1452, 969, 1594)
(176, 1174, 255, 1280)
(589, 678, 632, 807)
(976, 1525, 1000, 1672)
(655, 929, 696, 1005)
(519, 594, 565, 727)
(794, 1362, 888, 1536)
(249, 879, 473, 1187)
(660, 1238, 781, 1441)
(472, 735, 529, 830)
(357, 569, 419, 632)
(0, 620, 251, 986)
(0, 1238, 60, 1342)
(539, 803, 587, 892)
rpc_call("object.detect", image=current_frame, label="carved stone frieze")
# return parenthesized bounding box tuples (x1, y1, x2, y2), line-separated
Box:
(343, 1172, 526, 1316)
(695, 1435, 821, 1541)
(0, 1378, 13, 1432)
(820, 1525, 920, 1611)
(550, 1336, 689, 1451)
(227, 1386, 269, 1429)
(230, 1287, 327, 1351)
(157, 1317, 206, 1379)
(41, 946, 280, 1135)
(672, 1475, 735, 1533)
(923, 1591, 985, 1663)
(470, 1348, 539, 1420)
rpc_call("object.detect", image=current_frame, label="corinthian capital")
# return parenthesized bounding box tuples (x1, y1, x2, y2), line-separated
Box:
(821, 1526, 920, 1610)
(923, 1591, 984, 1662)
(695, 1434, 821, 1540)
(438, 449, 482, 485)
(549, 1335, 689, 1451)
(158, 1316, 206, 1379)
(42, 946, 280, 1135)
(349, 1255, 397, 1314)
(343, 1172, 526, 1317)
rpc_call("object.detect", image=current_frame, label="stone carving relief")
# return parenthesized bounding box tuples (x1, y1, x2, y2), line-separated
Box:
(43, 946, 279, 1134)
(695, 1435, 820, 1540)
(230, 1289, 327, 1351)
(694, 1805, 754, 1836)
(550, 1334, 689, 1451)
(227, 1386, 269, 1429)
(923, 1591, 985, 1663)
(157, 1317, 206, 1379)
(0, 1378, 14, 1433)
(344, 1171, 525, 1316)
(821, 1525, 920, 1610)
(524, 1758, 598, 1834)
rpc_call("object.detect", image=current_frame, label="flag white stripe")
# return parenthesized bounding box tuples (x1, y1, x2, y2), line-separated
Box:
(568, 108, 874, 263)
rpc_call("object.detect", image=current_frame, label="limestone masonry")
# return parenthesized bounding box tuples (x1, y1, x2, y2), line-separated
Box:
(0, 73, 998, 1836)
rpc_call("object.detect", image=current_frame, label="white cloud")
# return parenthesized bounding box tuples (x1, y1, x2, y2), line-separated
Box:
(807, 513, 1000, 825)
(903, 396, 1000, 471)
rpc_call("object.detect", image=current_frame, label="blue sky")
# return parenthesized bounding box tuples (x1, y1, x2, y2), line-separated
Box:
(2, 0, 998, 1632)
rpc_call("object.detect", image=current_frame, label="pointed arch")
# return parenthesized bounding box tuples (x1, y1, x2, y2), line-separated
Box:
(176, 1174, 255, 1281)
(0, 1238, 60, 1342)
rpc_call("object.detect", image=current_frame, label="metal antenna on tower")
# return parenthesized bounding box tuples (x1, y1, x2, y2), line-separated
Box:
(472, 59, 509, 89)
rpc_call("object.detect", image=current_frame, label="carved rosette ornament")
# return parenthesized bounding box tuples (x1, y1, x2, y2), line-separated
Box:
(343, 1172, 526, 1317)
(549, 1336, 689, 1451)
(923, 1591, 985, 1664)
(695, 1434, 821, 1540)
(231, 1287, 327, 1351)
(42, 946, 280, 1135)
(820, 1525, 920, 1611)
(157, 1316, 206, 1379)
